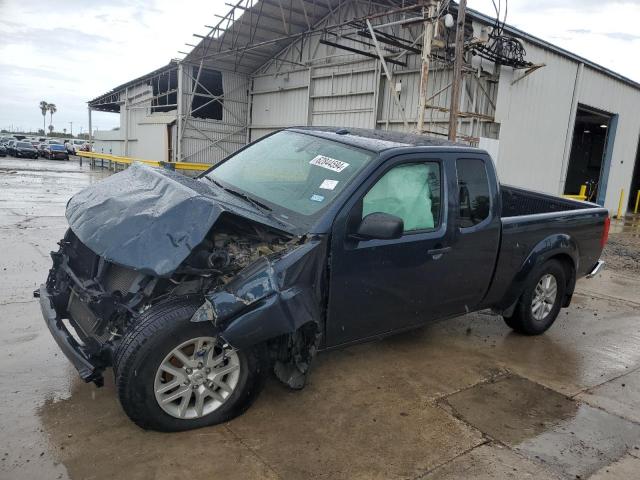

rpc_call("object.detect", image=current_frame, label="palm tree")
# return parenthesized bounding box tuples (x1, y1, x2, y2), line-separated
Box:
(48, 125, 54, 134)
(39, 101, 48, 134)
(48, 103, 57, 133)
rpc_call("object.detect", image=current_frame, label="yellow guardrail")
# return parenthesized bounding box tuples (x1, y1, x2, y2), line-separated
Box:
(562, 184, 587, 201)
(77, 151, 211, 172)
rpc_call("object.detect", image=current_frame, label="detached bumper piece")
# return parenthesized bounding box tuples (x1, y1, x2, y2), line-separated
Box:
(36, 285, 104, 386)
(586, 260, 605, 278)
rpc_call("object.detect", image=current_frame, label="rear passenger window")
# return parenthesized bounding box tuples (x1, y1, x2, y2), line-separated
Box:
(362, 162, 441, 232)
(456, 159, 490, 228)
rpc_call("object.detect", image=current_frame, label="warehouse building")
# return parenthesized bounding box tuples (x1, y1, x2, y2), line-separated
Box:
(89, 0, 640, 215)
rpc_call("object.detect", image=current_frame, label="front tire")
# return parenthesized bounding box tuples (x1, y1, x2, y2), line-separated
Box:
(114, 298, 268, 431)
(503, 259, 566, 335)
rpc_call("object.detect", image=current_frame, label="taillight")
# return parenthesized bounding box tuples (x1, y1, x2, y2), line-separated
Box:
(601, 216, 610, 248)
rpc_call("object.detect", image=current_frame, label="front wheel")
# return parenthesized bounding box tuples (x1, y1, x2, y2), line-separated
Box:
(503, 259, 567, 335)
(114, 299, 268, 431)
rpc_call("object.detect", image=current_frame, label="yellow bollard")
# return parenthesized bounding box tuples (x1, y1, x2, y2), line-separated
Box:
(579, 184, 587, 200)
(635, 190, 640, 215)
(616, 189, 625, 219)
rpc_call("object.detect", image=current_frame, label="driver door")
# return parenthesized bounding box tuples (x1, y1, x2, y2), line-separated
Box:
(325, 154, 456, 347)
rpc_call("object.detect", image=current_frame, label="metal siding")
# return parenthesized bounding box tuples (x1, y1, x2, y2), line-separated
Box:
(252, 88, 309, 128)
(181, 70, 249, 164)
(311, 65, 377, 128)
(493, 43, 578, 195)
(578, 68, 640, 213)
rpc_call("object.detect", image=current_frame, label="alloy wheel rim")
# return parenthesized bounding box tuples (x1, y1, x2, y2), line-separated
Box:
(153, 337, 240, 419)
(531, 273, 558, 321)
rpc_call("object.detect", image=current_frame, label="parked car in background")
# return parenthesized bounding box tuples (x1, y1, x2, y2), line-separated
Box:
(37, 144, 48, 158)
(0, 144, 6, 157)
(14, 141, 38, 159)
(45, 144, 69, 160)
(74, 139, 87, 151)
(0, 136, 14, 146)
(6, 140, 18, 155)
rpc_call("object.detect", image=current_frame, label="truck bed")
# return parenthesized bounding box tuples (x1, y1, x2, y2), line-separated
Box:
(482, 185, 608, 311)
(500, 185, 592, 217)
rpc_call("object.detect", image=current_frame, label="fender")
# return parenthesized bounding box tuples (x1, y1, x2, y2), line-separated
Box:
(497, 233, 578, 313)
(190, 238, 327, 350)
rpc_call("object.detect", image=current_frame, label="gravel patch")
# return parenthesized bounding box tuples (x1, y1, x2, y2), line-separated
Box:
(602, 234, 640, 274)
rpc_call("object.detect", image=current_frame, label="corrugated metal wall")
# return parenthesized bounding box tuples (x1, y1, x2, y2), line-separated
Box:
(245, 0, 640, 214)
(577, 68, 640, 212)
(494, 44, 579, 193)
(247, 2, 500, 144)
(494, 39, 640, 213)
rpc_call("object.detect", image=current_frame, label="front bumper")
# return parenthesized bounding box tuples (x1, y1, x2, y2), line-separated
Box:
(36, 285, 104, 386)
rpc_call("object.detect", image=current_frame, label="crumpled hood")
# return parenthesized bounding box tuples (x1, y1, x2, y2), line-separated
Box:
(66, 163, 275, 277)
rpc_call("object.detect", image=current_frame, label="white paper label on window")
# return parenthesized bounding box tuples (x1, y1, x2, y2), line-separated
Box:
(309, 155, 349, 173)
(319, 179, 339, 190)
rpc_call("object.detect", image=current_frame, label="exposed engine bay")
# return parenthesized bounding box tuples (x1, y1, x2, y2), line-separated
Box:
(44, 213, 314, 384)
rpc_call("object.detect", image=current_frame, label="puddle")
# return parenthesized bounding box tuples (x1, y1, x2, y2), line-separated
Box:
(446, 375, 640, 479)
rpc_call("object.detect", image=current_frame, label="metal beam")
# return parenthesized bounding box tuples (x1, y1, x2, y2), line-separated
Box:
(416, 0, 438, 133)
(448, 0, 467, 141)
(366, 19, 408, 127)
(319, 39, 406, 66)
(224, 2, 308, 30)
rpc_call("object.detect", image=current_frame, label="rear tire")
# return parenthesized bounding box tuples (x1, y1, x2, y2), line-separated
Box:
(503, 259, 566, 335)
(114, 298, 268, 431)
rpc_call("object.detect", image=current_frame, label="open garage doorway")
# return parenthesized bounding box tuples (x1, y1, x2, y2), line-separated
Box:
(564, 105, 614, 203)
(629, 134, 640, 212)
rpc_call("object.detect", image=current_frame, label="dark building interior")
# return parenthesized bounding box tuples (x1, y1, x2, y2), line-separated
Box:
(564, 105, 612, 202)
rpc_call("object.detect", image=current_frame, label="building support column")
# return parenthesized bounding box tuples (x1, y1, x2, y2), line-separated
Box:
(448, 0, 467, 141)
(124, 87, 129, 156)
(176, 62, 184, 162)
(88, 107, 92, 144)
(559, 62, 584, 194)
(416, 0, 438, 133)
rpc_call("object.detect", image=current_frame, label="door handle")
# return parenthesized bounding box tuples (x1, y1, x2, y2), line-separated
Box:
(427, 246, 451, 258)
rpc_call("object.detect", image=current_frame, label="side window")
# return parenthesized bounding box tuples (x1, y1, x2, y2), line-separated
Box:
(362, 162, 441, 232)
(456, 158, 490, 228)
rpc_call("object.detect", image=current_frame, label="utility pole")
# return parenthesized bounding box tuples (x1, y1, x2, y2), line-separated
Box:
(69, 122, 73, 136)
(448, 0, 467, 141)
(416, 0, 439, 134)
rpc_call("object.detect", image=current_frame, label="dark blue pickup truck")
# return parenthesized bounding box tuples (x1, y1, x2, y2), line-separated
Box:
(37, 127, 609, 431)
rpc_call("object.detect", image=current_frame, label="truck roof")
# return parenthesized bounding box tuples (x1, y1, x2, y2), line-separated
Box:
(287, 126, 474, 153)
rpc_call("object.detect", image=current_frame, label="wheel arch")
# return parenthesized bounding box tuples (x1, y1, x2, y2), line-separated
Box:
(498, 233, 579, 314)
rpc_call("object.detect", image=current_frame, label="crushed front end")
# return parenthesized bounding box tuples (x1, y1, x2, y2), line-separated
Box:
(37, 163, 328, 391)
(37, 216, 294, 386)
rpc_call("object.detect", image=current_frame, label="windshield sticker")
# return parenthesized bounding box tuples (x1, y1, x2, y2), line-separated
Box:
(310, 194, 325, 202)
(319, 179, 339, 190)
(309, 155, 350, 173)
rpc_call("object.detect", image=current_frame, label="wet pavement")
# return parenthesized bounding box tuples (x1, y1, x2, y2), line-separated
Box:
(1, 156, 640, 479)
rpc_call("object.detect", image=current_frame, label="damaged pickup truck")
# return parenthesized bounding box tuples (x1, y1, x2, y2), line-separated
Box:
(37, 127, 609, 431)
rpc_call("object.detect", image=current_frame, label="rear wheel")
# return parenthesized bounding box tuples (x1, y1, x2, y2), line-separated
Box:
(114, 299, 268, 431)
(503, 259, 567, 335)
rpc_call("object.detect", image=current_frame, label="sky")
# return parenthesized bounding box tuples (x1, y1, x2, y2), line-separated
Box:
(1, 0, 639, 135)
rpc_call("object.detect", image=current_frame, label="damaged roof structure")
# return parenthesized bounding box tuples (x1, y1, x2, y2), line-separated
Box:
(89, 0, 640, 215)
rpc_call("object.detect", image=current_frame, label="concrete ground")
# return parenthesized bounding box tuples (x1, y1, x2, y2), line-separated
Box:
(1, 156, 640, 480)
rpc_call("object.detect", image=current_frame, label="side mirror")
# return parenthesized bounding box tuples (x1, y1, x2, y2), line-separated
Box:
(352, 212, 404, 240)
